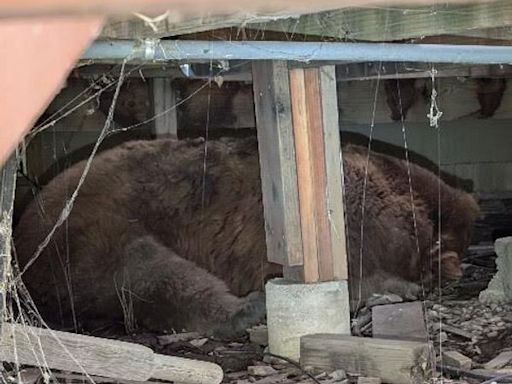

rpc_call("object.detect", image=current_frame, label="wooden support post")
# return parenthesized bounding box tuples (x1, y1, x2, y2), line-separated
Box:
(152, 77, 178, 138)
(0, 153, 17, 332)
(252, 61, 347, 283)
(252, 61, 304, 268)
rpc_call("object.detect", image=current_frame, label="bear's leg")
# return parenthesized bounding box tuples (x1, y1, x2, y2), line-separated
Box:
(122, 236, 266, 339)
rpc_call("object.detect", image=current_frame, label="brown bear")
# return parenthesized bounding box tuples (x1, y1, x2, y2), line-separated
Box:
(13, 137, 479, 338)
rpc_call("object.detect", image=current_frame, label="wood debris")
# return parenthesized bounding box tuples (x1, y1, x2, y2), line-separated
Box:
(484, 351, 512, 370)
(157, 332, 201, 345)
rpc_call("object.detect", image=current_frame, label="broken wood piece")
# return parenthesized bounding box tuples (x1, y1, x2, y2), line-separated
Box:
(433, 323, 473, 340)
(248, 325, 268, 346)
(0, 322, 223, 384)
(357, 377, 382, 384)
(485, 351, 512, 370)
(33, 370, 164, 384)
(157, 332, 201, 345)
(442, 350, 472, 370)
(300, 334, 433, 384)
(372, 301, 428, 341)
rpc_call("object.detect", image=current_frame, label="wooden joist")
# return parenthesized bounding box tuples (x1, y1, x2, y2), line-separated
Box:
(300, 334, 433, 384)
(252, 61, 347, 282)
(255, 0, 512, 42)
(0, 322, 223, 384)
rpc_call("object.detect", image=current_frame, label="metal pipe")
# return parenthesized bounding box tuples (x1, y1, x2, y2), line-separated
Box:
(82, 39, 512, 64)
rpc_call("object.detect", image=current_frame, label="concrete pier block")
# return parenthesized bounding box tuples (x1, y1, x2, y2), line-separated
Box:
(479, 237, 512, 305)
(265, 278, 351, 361)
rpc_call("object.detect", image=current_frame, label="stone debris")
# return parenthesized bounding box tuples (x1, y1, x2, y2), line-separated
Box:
(248, 365, 279, 377)
(442, 351, 473, 370)
(479, 237, 512, 305)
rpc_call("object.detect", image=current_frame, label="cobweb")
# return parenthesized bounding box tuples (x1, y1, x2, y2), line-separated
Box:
(2, 3, 490, 383)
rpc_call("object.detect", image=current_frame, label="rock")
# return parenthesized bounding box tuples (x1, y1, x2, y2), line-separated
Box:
(190, 338, 209, 347)
(479, 237, 512, 305)
(329, 369, 347, 381)
(442, 350, 473, 370)
(372, 301, 428, 341)
(247, 365, 278, 377)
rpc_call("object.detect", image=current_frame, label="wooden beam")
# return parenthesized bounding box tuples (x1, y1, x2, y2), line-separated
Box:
(289, 66, 347, 282)
(252, 61, 304, 267)
(335, 62, 512, 82)
(0, 322, 223, 384)
(319, 66, 347, 280)
(152, 77, 178, 138)
(300, 334, 433, 384)
(0, 153, 16, 332)
(253, 61, 347, 282)
(289, 68, 320, 281)
(255, 0, 512, 42)
(1, 0, 496, 19)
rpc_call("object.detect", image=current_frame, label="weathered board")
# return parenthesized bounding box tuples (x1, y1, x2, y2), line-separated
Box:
(255, 1, 512, 42)
(252, 60, 304, 267)
(300, 334, 433, 384)
(338, 76, 512, 125)
(0, 153, 17, 332)
(0, 322, 223, 384)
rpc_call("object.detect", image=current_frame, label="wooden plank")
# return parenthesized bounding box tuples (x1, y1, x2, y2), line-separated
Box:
(336, 76, 512, 124)
(152, 77, 178, 138)
(252, 61, 303, 267)
(255, 0, 512, 42)
(289, 67, 319, 282)
(300, 334, 433, 384)
(0, 0, 502, 19)
(484, 351, 512, 370)
(0, 322, 223, 384)
(335, 62, 512, 82)
(319, 65, 347, 280)
(0, 153, 17, 332)
(304, 67, 333, 281)
(372, 302, 428, 342)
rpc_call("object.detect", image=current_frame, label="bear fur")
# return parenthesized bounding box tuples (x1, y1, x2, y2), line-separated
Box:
(14, 137, 480, 337)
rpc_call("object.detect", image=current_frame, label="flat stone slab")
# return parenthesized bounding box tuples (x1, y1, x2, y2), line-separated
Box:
(372, 301, 428, 342)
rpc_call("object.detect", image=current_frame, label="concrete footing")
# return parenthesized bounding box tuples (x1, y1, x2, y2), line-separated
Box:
(479, 237, 512, 305)
(265, 278, 351, 362)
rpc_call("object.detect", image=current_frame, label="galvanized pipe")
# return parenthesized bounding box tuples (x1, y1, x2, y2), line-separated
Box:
(82, 39, 512, 64)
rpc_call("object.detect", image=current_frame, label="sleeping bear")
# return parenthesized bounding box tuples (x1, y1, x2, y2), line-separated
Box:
(13, 137, 479, 338)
